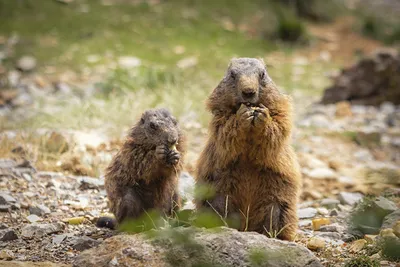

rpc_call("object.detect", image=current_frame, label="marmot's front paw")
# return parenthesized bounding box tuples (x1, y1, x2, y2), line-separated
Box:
(166, 149, 180, 165)
(236, 104, 254, 128)
(253, 104, 271, 128)
(155, 145, 167, 161)
(155, 145, 180, 165)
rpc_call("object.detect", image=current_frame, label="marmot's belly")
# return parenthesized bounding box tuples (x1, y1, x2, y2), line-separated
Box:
(222, 165, 283, 218)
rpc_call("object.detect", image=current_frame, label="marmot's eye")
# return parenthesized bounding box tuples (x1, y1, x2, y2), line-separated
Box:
(140, 118, 145, 124)
(260, 71, 265, 79)
(230, 71, 236, 80)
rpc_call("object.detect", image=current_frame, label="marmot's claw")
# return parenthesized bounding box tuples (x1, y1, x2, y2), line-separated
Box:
(155, 145, 167, 160)
(167, 150, 180, 165)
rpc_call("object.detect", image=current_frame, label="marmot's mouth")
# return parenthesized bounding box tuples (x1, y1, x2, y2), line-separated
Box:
(238, 102, 260, 109)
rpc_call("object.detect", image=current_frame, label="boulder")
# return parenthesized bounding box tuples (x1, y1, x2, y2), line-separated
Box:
(74, 227, 322, 267)
(382, 209, 400, 229)
(21, 223, 64, 239)
(338, 192, 363, 206)
(350, 197, 397, 235)
(321, 48, 400, 105)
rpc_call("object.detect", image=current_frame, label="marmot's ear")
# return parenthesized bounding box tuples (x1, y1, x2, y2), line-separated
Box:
(228, 58, 237, 68)
(257, 57, 265, 64)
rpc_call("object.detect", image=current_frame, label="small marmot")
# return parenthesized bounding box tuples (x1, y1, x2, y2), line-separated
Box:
(195, 58, 301, 240)
(104, 108, 185, 226)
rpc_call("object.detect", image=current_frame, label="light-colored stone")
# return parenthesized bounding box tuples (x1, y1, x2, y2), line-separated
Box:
(16, 55, 37, 71)
(380, 228, 396, 238)
(320, 198, 340, 209)
(337, 192, 363, 206)
(297, 208, 318, 219)
(74, 227, 322, 267)
(317, 207, 329, 216)
(29, 205, 51, 216)
(319, 223, 344, 233)
(21, 223, 64, 238)
(349, 239, 367, 252)
(307, 236, 325, 250)
(26, 214, 42, 223)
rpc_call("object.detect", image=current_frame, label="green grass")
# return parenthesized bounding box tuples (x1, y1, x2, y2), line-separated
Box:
(0, 0, 276, 74)
(0, 0, 336, 134)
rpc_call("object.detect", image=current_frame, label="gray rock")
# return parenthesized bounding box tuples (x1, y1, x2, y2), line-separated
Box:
(298, 220, 312, 228)
(26, 214, 41, 223)
(382, 209, 400, 229)
(337, 192, 363, 206)
(315, 232, 342, 240)
(79, 176, 104, 190)
(329, 209, 339, 216)
(380, 102, 395, 114)
(29, 205, 51, 216)
(74, 227, 322, 267)
(21, 223, 64, 238)
(297, 208, 318, 219)
(319, 223, 344, 233)
(0, 229, 18, 241)
(52, 234, 67, 245)
(374, 196, 397, 214)
(16, 55, 37, 71)
(70, 236, 101, 251)
(350, 196, 397, 235)
(320, 198, 340, 209)
(0, 192, 16, 205)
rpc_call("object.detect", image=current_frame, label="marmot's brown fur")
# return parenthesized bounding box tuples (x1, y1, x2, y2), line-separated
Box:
(195, 58, 301, 240)
(105, 108, 185, 224)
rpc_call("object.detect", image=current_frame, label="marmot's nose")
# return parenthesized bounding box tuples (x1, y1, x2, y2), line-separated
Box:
(242, 90, 256, 99)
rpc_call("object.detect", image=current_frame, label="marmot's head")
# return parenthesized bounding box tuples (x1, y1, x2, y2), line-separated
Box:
(131, 108, 180, 147)
(207, 58, 280, 114)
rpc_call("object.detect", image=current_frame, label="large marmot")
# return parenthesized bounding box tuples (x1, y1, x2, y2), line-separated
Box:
(104, 108, 185, 225)
(195, 58, 301, 240)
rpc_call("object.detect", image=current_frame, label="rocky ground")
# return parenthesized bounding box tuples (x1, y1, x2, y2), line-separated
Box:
(0, 97, 399, 266)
